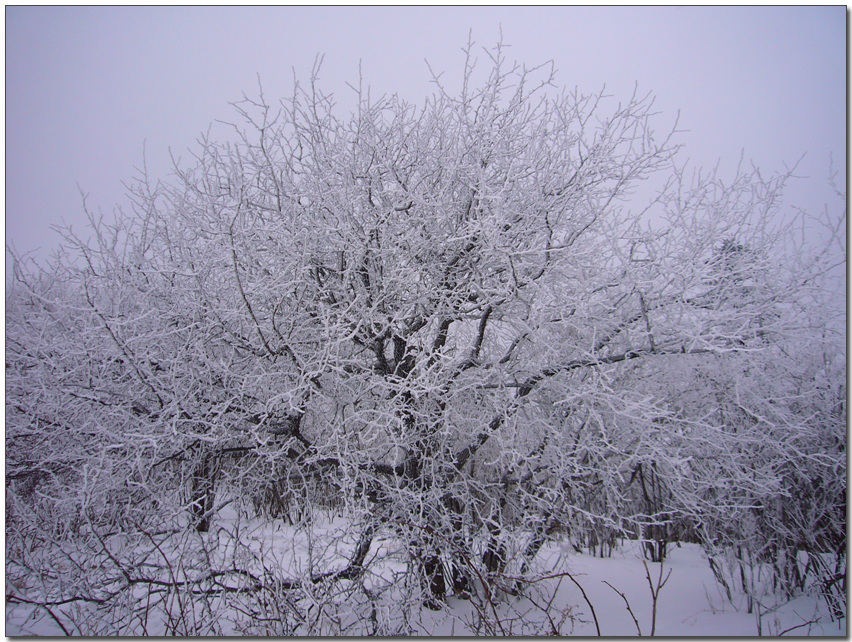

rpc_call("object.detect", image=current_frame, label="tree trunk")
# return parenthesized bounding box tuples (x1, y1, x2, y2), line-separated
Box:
(422, 552, 447, 610)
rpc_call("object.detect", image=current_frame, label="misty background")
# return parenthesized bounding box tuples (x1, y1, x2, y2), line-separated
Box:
(5, 6, 846, 262)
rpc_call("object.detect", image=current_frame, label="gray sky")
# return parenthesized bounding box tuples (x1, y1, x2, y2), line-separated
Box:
(6, 6, 846, 261)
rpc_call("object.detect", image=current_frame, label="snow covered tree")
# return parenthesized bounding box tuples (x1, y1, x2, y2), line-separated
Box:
(6, 41, 844, 632)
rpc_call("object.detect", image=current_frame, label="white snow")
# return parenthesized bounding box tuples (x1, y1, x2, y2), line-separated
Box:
(6, 512, 845, 636)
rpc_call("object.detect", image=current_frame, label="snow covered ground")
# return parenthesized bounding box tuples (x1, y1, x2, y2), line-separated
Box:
(523, 541, 844, 637)
(6, 512, 846, 636)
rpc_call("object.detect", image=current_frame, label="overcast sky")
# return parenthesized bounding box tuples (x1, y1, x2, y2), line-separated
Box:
(6, 6, 846, 261)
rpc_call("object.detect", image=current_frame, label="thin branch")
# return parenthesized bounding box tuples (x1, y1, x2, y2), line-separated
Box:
(603, 580, 643, 635)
